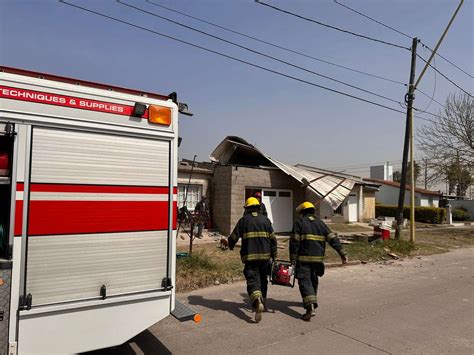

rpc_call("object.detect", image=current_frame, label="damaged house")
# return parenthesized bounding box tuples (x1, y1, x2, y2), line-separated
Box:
(209, 136, 379, 235)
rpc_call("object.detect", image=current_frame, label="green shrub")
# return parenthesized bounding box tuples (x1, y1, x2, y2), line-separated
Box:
(452, 208, 470, 221)
(375, 205, 446, 224)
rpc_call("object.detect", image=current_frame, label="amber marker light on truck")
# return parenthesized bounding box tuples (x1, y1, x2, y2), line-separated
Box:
(149, 105, 172, 125)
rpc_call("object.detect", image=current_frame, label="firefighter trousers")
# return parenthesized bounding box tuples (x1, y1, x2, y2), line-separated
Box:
(243, 260, 270, 305)
(296, 262, 324, 307)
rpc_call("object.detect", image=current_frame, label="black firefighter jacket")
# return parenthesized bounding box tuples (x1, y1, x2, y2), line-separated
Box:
(290, 213, 346, 264)
(229, 211, 277, 263)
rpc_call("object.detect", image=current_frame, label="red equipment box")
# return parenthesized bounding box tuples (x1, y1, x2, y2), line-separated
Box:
(270, 260, 296, 288)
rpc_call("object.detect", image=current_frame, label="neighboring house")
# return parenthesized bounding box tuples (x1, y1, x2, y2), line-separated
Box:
(177, 161, 213, 211)
(364, 178, 441, 207)
(209, 136, 380, 235)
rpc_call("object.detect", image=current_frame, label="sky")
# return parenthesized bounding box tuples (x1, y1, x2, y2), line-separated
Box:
(1, 0, 472, 187)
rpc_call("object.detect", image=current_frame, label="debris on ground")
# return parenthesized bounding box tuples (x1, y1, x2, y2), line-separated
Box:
(383, 247, 399, 260)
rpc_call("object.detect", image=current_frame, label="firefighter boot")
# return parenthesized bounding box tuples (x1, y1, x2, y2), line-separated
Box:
(312, 303, 318, 317)
(254, 297, 264, 323)
(302, 304, 314, 322)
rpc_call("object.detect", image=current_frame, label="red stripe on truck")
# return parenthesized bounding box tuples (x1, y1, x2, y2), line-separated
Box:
(14, 200, 23, 236)
(28, 200, 170, 236)
(13, 183, 178, 236)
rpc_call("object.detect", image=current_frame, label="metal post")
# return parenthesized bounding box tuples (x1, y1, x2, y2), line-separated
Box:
(395, 37, 418, 240)
(409, 108, 416, 243)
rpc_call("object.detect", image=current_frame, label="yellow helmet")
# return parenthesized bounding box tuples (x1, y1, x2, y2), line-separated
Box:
(296, 201, 315, 213)
(245, 197, 260, 208)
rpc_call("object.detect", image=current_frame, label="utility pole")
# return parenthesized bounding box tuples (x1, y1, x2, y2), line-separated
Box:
(395, 37, 417, 241)
(456, 150, 461, 197)
(396, 0, 464, 242)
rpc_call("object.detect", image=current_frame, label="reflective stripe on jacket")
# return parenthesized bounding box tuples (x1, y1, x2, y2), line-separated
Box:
(229, 211, 277, 263)
(290, 214, 345, 263)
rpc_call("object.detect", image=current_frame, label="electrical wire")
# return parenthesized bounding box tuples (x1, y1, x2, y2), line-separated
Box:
(145, 0, 406, 86)
(332, 0, 411, 39)
(417, 88, 445, 108)
(59, 1, 440, 126)
(332, 0, 473, 79)
(416, 54, 473, 97)
(416, 52, 437, 113)
(322, 160, 402, 170)
(420, 42, 473, 79)
(117, 0, 402, 105)
(254, 0, 410, 50)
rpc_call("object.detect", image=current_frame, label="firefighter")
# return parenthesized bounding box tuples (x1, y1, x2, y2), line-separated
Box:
(228, 197, 277, 323)
(243, 192, 268, 217)
(253, 192, 268, 217)
(290, 202, 348, 321)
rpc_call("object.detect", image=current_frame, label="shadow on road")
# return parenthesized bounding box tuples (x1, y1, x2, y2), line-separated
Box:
(84, 329, 172, 355)
(187, 295, 255, 324)
(264, 296, 304, 320)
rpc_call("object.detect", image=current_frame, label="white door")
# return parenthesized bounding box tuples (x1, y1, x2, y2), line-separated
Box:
(348, 194, 358, 222)
(261, 189, 293, 233)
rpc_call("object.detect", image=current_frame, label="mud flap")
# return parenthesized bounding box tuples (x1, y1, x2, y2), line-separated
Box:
(172, 300, 200, 323)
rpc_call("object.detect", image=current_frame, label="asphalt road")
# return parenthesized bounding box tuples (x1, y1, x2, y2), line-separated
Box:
(94, 247, 474, 354)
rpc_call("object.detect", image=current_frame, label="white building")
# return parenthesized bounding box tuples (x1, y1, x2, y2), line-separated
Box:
(365, 178, 441, 207)
(370, 162, 393, 181)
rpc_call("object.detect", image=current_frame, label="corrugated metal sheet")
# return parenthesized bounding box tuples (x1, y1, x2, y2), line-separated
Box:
(269, 158, 355, 209)
(26, 231, 168, 306)
(31, 128, 170, 186)
(210, 136, 357, 209)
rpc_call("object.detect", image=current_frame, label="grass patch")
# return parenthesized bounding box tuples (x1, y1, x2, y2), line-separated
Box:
(176, 249, 243, 292)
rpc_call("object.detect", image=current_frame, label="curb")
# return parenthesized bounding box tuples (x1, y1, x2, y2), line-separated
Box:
(325, 260, 362, 268)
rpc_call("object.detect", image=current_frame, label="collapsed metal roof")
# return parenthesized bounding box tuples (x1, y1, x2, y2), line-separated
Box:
(210, 136, 361, 209)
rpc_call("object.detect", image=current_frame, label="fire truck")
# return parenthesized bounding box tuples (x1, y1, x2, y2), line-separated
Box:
(0, 66, 185, 354)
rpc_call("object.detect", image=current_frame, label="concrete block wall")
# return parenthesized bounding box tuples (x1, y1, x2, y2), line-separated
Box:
(227, 166, 306, 234)
(211, 165, 233, 235)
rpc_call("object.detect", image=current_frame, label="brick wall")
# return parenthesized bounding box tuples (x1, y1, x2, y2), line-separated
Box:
(211, 165, 233, 235)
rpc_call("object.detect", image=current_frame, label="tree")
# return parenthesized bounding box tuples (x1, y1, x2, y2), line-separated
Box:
(393, 161, 420, 184)
(446, 161, 472, 196)
(417, 92, 473, 184)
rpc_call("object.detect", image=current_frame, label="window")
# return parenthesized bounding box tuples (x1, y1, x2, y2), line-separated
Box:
(279, 191, 291, 197)
(178, 184, 202, 211)
(263, 190, 277, 197)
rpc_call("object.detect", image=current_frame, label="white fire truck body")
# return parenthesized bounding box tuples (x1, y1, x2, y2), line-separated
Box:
(0, 67, 178, 354)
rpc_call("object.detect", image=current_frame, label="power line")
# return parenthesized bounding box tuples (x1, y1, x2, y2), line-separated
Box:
(421, 42, 473, 79)
(416, 53, 437, 113)
(416, 54, 473, 97)
(117, 0, 402, 105)
(59, 1, 440, 126)
(332, 0, 411, 39)
(254, 0, 410, 50)
(322, 160, 402, 170)
(332, 0, 473, 79)
(145, 0, 406, 86)
(417, 88, 445, 108)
